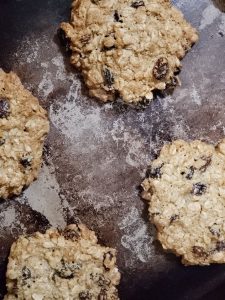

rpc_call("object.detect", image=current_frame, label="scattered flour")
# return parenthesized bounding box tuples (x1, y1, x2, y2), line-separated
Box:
(38, 71, 54, 99)
(50, 101, 103, 143)
(219, 14, 225, 34)
(0, 207, 17, 232)
(0, 205, 27, 239)
(78, 190, 115, 211)
(125, 138, 149, 170)
(190, 84, 202, 106)
(51, 55, 69, 81)
(119, 207, 154, 263)
(22, 162, 66, 228)
(199, 4, 221, 30)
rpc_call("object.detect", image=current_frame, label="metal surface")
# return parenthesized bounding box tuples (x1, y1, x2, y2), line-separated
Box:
(0, 0, 225, 299)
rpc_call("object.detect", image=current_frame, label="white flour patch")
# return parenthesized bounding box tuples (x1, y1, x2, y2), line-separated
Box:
(38, 71, 54, 99)
(0, 207, 17, 231)
(172, 122, 189, 139)
(65, 78, 81, 102)
(14, 35, 48, 65)
(23, 162, 66, 227)
(199, 4, 220, 30)
(41, 62, 49, 68)
(210, 120, 222, 131)
(125, 137, 149, 171)
(50, 101, 104, 143)
(119, 207, 153, 263)
(119, 206, 140, 228)
(78, 190, 115, 211)
(0, 206, 26, 238)
(219, 14, 225, 34)
(51, 55, 69, 81)
(110, 118, 149, 171)
(190, 84, 202, 105)
(26, 41, 40, 64)
(174, 0, 201, 9)
(110, 119, 126, 146)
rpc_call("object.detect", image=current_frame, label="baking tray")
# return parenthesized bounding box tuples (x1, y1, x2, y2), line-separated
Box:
(0, 0, 225, 299)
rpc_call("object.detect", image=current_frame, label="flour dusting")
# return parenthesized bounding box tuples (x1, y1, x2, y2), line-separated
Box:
(200, 4, 220, 30)
(119, 207, 154, 263)
(125, 138, 149, 171)
(38, 71, 54, 99)
(0, 207, 17, 233)
(50, 101, 103, 143)
(219, 14, 225, 34)
(191, 84, 202, 106)
(22, 162, 66, 227)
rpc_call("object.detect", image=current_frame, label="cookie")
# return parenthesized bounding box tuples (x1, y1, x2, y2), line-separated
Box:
(4, 224, 121, 299)
(60, 0, 198, 103)
(0, 69, 49, 199)
(141, 139, 225, 265)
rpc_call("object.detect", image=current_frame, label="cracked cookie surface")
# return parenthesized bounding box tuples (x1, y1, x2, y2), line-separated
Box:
(60, 0, 198, 103)
(142, 140, 225, 265)
(4, 224, 121, 299)
(0, 69, 49, 199)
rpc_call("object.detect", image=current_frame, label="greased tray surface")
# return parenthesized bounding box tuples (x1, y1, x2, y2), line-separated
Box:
(0, 0, 225, 299)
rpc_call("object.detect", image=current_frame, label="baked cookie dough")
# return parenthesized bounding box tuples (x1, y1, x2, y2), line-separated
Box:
(0, 69, 49, 199)
(60, 0, 198, 103)
(4, 224, 121, 299)
(142, 139, 225, 265)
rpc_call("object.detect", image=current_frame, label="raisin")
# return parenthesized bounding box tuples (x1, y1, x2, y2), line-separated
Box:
(55, 259, 82, 279)
(91, 0, 100, 4)
(199, 156, 212, 172)
(98, 290, 108, 300)
(192, 246, 208, 258)
(91, 273, 110, 287)
(63, 225, 81, 241)
(102, 45, 115, 52)
(22, 267, 31, 280)
(131, 0, 145, 8)
(0, 99, 10, 118)
(114, 10, 123, 22)
(135, 97, 151, 110)
(79, 291, 92, 300)
(146, 164, 163, 179)
(56, 271, 74, 279)
(97, 274, 111, 287)
(57, 28, 71, 54)
(20, 156, 32, 168)
(209, 226, 220, 237)
(166, 76, 179, 89)
(80, 34, 91, 45)
(186, 166, 195, 180)
(153, 57, 169, 80)
(103, 68, 114, 87)
(103, 251, 114, 271)
(10, 279, 18, 294)
(192, 183, 207, 195)
(215, 241, 225, 251)
(151, 212, 160, 217)
(170, 214, 179, 224)
(0, 138, 5, 145)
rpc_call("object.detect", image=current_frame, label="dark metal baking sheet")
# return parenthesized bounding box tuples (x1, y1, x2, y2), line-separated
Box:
(0, 0, 225, 299)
